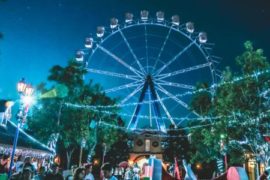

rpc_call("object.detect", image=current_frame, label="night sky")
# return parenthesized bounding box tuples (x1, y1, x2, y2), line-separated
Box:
(0, 0, 270, 100)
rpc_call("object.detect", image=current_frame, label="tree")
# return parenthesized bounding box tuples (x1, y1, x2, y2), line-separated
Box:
(163, 125, 189, 164)
(28, 60, 122, 169)
(189, 41, 270, 169)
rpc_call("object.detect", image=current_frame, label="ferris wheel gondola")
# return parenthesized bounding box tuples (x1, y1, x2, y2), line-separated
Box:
(75, 11, 219, 132)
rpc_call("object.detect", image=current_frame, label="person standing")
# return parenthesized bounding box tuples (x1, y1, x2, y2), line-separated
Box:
(124, 167, 132, 180)
(84, 163, 94, 180)
(74, 167, 86, 180)
(44, 164, 64, 180)
(259, 171, 268, 180)
(0, 154, 9, 174)
(101, 163, 117, 180)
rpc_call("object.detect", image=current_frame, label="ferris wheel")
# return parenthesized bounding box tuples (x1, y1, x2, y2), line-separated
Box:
(75, 11, 219, 133)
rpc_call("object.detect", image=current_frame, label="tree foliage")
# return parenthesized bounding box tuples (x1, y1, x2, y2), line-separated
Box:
(28, 60, 125, 168)
(189, 41, 270, 166)
(163, 125, 189, 164)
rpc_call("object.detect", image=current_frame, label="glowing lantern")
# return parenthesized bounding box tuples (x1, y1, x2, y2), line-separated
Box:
(196, 163, 202, 170)
(93, 159, 100, 165)
(96, 26, 105, 38)
(125, 12, 133, 24)
(5, 101, 14, 108)
(17, 79, 27, 93)
(85, 37, 93, 49)
(75, 50, 84, 62)
(171, 15, 180, 26)
(156, 11, 164, 22)
(199, 32, 207, 43)
(186, 22, 194, 33)
(140, 10, 149, 21)
(24, 84, 34, 96)
(110, 18, 118, 29)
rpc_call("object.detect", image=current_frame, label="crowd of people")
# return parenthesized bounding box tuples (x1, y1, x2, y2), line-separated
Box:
(3, 153, 269, 180)
(0, 153, 122, 180)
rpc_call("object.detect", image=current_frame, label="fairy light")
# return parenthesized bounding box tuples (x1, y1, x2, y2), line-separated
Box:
(65, 68, 270, 111)
(63, 68, 270, 134)
(65, 102, 226, 122)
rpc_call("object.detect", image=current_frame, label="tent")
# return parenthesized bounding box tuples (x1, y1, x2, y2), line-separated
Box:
(0, 120, 53, 158)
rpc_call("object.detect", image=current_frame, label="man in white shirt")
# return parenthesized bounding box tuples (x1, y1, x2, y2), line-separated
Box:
(84, 163, 94, 180)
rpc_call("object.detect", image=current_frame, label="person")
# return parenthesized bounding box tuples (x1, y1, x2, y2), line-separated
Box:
(73, 167, 85, 180)
(65, 174, 73, 180)
(44, 164, 64, 180)
(84, 163, 94, 180)
(259, 171, 269, 180)
(0, 154, 9, 174)
(101, 163, 117, 180)
(15, 155, 24, 172)
(11, 162, 35, 180)
(34, 166, 46, 180)
(124, 167, 132, 180)
(132, 166, 140, 180)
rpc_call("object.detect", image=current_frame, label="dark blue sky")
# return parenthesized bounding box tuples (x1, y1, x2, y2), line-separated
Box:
(0, 0, 269, 99)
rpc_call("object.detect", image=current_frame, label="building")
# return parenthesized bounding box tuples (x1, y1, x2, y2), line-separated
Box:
(128, 131, 165, 167)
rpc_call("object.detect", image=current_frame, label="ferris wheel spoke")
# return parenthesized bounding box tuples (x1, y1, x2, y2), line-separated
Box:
(155, 90, 176, 126)
(152, 27, 172, 72)
(120, 85, 143, 105)
(97, 44, 144, 77)
(147, 89, 152, 127)
(156, 80, 195, 90)
(87, 68, 139, 81)
(156, 84, 200, 117)
(119, 30, 146, 74)
(104, 81, 142, 94)
(144, 25, 149, 73)
(154, 40, 196, 76)
(156, 62, 212, 80)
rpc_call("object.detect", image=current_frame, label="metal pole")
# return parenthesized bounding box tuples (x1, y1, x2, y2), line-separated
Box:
(224, 154, 228, 171)
(8, 122, 20, 178)
(102, 144, 106, 165)
(79, 146, 83, 167)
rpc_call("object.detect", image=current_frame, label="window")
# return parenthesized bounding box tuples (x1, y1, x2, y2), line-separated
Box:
(145, 139, 151, 152)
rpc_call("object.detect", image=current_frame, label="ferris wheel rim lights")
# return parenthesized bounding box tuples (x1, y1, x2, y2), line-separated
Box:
(73, 10, 219, 131)
(76, 11, 209, 51)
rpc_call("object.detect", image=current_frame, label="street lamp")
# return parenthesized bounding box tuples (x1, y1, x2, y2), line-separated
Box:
(17, 78, 27, 93)
(8, 78, 34, 178)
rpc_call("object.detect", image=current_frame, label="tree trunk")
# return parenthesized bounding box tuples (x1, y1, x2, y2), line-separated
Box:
(66, 148, 75, 170)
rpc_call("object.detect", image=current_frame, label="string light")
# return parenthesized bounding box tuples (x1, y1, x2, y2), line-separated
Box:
(0, 146, 51, 158)
(96, 121, 214, 138)
(63, 68, 270, 133)
(65, 102, 226, 122)
(65, 68, 270, 110)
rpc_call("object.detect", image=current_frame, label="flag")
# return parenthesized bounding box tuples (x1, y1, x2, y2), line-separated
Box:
(174, 158, 181, 180)
(148, 156, 162, 180)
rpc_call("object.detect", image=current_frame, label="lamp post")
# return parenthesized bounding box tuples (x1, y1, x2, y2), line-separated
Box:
(8, 78, 34, 178)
